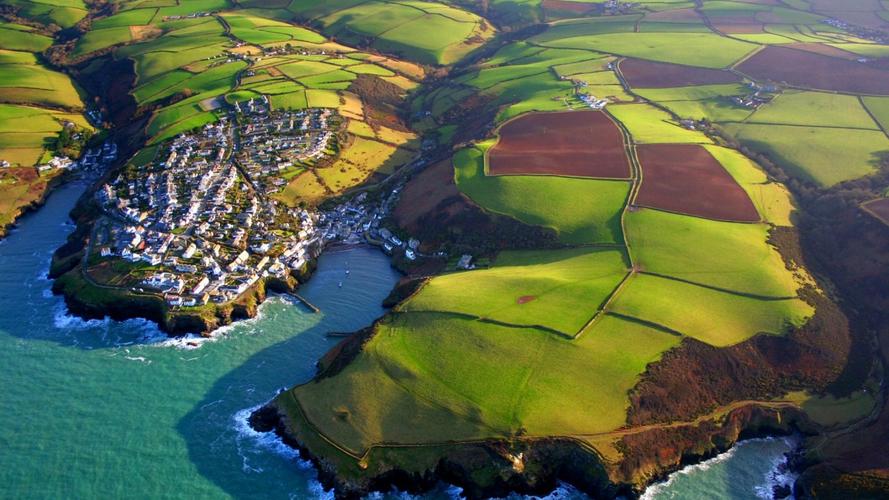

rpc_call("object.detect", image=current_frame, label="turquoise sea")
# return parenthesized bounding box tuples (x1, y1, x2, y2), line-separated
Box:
(0, 183, 795, 499)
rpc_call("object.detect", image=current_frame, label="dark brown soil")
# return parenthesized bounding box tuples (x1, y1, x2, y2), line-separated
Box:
(393, 159, 461, 233)
(787, 42, 860, 60)
(542, 0, 597, 14)
(635, 144, 760, 222)
(488, 110, 631, 178)
(736, 45, 889, 95)
(619, 58, 741, 88)
(393, 160, 560, 254)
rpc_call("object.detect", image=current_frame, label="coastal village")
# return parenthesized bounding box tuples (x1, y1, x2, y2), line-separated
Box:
(89, 99, 415, 309)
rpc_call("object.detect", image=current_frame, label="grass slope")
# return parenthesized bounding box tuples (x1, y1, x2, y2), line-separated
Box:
(454, 142, 629, 245)
(404, 248, 629, 334)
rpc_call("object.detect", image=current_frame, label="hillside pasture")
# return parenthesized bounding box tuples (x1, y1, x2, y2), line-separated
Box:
(608, 104, 712, 144)
(293, 311, 681, 453)
(488, 110, 631, 179)
(3, 0, 87, 28)
(608, 273, 813, 347)
(746, 91, 880, 129)
(539, 31, 758, 68)
(721, 122, 889, 186)
(626, 208, 802, 298)
(0, 23, 52, 52)
(404, 247, 629, 335)
(455, 144, 629, 245)
(289, 0, 494, 65)
(703, 145, 796, 226)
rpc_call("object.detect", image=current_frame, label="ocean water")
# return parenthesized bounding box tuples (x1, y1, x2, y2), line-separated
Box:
(0, 182, 796, 499)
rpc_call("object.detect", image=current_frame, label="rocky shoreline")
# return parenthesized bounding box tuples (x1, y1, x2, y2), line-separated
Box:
(50, 239, 319, 336)
(247, 395, 814, 499)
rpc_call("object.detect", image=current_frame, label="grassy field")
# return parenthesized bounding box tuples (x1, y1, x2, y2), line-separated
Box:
(281, 0, 494, 65)
(862, 96, 889, 132)
(0, 23, 52, 52)
(721, 122, 888, 186)
(403, 247, 629, 334)
(0, 56, 85, 109)
(454, 143, 629, 245)
(293, 311, 681, 453)
(609, 273, 813, 347)
(3, 0, 88, 28)
(745, 91, 881, 130)
(608, 104, 712, 144)
(537, 31, 758, 68)
(626, 208, 802, 298)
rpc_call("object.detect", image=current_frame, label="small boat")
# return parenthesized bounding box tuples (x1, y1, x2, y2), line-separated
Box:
(338, 281, 343, 288)
(345, 270, 350, 275)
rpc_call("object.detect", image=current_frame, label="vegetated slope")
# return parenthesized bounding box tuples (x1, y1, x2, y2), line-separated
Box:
(0, 20, 92, 234)
(238, 0, 495, 65)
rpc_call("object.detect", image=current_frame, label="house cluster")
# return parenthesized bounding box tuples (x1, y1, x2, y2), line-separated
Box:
(567, 80, 608, 109)
(314, 183, 422, 259)
(233, 97, 338, 194)
(822, 18, 889, 44)
(92, 114, 327, 308)
(732, 82, 779, 109)
(603, 0, 639, 15)
(162, 12, 211, 21)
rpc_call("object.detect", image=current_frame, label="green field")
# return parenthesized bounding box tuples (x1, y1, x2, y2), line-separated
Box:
(721, 122, 888, 186)
(537, 31, 758, 68)
(72, 26, 134, 57)
(626, 208, 801, 298)
(745, 91, 881, 130)
(3, 0, 88, 28)
(0, 23, 52, 52)
(292, 312, 681, 453)
(862, 96, 889, 132)
(454, 143, 629, 244)
(608, 104, 712, 144)
(284, 0, 494, 65)
(608, 273, 813, 347)
(404, 248, 629, 334)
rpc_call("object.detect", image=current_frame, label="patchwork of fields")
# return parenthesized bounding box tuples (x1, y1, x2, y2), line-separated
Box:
(0, 21, 91, 231)
(288, 1, 849, 468)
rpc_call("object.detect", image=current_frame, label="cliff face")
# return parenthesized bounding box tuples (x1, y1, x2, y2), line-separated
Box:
(252, 396, 812, 499)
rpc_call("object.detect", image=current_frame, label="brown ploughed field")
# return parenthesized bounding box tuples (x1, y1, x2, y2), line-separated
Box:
(619, 58, 741, 88)
(737, 45, 889, 95)
(393, 160, 462, 231)
(635, 144, 760, 222)
(488, 110, 631, 178)
(543, 0, 598, 14)
(786, 42, 860, 60)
